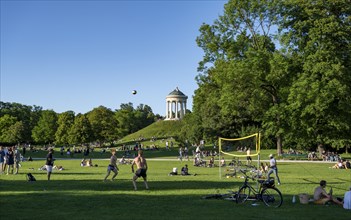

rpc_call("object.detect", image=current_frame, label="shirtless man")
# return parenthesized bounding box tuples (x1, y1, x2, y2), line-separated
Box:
(131, 150, 149, 190)
(104, 150, 118, 182)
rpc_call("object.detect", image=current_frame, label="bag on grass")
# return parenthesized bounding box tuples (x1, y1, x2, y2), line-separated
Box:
(26, 173, 36, 182)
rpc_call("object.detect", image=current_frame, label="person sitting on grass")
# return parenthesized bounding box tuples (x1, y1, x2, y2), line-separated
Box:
(181, 165, 189, 175)
(313, 180, 343, 206)
(208, 157, 215, 168)
(80, 158, 87, 167)
(119, 156, 126, 164)
(260, 162, 267, 174)
(332, 159, 345, 169)
(345, 160, 351, 169)
(220, 157, 226, 167)
(181, 164, 196, 176)
(169, 167, 178, 176)
(87, 158, 93, 167)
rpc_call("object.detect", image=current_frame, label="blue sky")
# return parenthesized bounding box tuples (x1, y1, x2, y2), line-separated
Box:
(1, 0, 226, 116)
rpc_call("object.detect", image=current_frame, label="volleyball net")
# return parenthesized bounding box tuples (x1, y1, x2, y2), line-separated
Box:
(218, 133, 261, 178)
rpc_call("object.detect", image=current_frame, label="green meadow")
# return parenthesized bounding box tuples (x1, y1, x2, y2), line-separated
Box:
(1, 150, 350, 220)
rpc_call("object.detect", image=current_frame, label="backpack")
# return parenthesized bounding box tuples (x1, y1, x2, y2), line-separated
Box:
(26, 173, 36, 182)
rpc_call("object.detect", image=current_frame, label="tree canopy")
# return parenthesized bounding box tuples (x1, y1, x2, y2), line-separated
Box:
(186, 0, 351, 153)
(0, 101, 157, 146)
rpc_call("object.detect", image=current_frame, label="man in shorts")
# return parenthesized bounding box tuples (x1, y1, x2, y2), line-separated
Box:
(131, 150, 149, 190)
(46, 149, 54, 181)
(104, 150, 119, 182)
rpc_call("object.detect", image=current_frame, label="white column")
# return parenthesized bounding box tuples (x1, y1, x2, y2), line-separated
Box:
(171, 100, 174, 118)
(180, 101, 184, 118)
(169, 101, 172, 119)
(176, 101, 179, 119)
(166, 101, 169, 119)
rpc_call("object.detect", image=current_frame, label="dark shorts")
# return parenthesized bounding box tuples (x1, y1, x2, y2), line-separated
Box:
(135, 168, 147, 178)
(108, 165, 117, 172)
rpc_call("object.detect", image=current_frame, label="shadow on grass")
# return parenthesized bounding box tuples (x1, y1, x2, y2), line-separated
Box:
(2, 186, 350, 220)
(0, 179, 241, 192)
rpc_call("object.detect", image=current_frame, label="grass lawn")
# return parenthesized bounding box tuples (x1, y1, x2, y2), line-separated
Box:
(1, 153, 350, 220)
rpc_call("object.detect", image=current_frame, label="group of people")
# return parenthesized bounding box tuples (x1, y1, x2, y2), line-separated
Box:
(178, 146, 189, 161)
(331, 159, 351, 169)
(168, 164, 194, 176)
(0, 146, 22, 175)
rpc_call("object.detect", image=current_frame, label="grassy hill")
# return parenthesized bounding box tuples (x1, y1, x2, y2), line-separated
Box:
(118, 120, 184, 147)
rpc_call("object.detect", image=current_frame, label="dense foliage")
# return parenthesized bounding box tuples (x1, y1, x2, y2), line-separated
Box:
(0, 102, 158, 146)
(182, 0, 351, 154)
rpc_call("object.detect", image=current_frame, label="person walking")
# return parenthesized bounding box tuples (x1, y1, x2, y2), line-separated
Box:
(104, 150, 119, 182)
(178, 147, 183, 161)
(131, 150, 149, 190)
(46, 149, 54, 181)
(267, 154, 281, 185)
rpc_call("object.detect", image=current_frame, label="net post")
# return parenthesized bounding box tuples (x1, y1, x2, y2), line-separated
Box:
(219, 138, 221, 179)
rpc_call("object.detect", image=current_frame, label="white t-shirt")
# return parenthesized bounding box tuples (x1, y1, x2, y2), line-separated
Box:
(270, 158, 277, 168)
(196, 146, 200, 153)
(343, 190, 351, 210)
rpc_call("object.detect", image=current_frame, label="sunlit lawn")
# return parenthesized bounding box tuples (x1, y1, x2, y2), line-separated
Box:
(1, 155, 350, 220)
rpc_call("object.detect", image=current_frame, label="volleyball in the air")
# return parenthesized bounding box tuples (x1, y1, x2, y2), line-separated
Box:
(132, 90, 137, 95)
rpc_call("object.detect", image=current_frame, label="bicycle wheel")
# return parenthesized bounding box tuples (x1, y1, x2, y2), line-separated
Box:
(261, 187, 283, 208)
(236, 186, 251, 204)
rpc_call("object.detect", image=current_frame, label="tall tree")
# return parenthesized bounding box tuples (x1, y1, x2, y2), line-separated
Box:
(55, 111, 75, 145)
(195, 0, 292, 154)
(68, 114, 93, 145)
(134, 104, 155, 130)
(32, 110, 58, 145)
(87, 106, 118, 146)
(279, 0, 351, 149)
(0, 102, 41, 143)
(115, 103, 137, 137)
(0, 114, 24, 144)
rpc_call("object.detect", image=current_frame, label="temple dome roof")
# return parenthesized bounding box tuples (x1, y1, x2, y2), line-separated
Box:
(167, 87, 187, 98)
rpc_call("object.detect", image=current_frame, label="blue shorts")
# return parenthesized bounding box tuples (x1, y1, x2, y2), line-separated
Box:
(107, 165, 117, 172)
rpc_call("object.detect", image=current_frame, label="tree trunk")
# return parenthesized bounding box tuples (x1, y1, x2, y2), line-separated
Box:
(317, 144, 324, 157)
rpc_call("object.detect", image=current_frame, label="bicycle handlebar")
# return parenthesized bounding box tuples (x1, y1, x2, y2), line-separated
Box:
(239, 169, 256, 181)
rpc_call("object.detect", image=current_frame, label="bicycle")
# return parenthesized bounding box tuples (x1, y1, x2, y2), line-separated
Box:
(236, 169, 283, 208)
